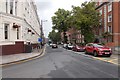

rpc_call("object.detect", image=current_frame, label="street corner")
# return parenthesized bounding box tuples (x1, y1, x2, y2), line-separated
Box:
(92, 54, 119, 65)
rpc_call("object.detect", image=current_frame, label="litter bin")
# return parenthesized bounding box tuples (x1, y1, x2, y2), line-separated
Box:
(24, 44, 32, 53)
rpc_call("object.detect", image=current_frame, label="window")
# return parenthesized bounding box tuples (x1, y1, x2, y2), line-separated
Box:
(108, 4, 112, 12)
(99, 9, 102, 15)
(15, 1, 18, 15)
(6, 0, 8, 13)
(108, 14, 112, 22)
(108, 26, 112, 33)
(4, 24, 9, 39)
(99, 19, 102, 25)
(99, 2, 103, 5)
(10, 0, 13, 14)
(25, 8, 27, 10)
(17, 28, 19, 39)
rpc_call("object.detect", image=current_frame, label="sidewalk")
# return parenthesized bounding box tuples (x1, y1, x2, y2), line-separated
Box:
(0, 47, 45, 65)
(112, 47, 120, 55)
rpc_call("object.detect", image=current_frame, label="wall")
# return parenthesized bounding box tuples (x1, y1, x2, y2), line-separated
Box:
(0, 0, 41, 55)
(2, 41, 24, 55)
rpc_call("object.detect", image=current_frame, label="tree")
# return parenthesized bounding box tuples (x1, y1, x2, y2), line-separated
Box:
(52, 8, 71, 43)
(48, 30, 61, 43)
(71, 2, 100, 44)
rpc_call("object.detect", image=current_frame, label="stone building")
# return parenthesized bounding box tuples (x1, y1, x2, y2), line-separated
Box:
(0, 0, 41, 55)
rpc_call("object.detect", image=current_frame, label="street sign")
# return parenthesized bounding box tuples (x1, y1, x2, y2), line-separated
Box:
(38, 38, 42, 42)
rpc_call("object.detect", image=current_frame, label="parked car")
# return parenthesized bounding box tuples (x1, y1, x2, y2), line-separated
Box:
(72, 45, 85, 52)
(67, 44, 73, 50)
(63, 43, 68, 49)
(85, 43, 112, 57)
(49, 43, 53, 47)
(52, 44, 58, 48)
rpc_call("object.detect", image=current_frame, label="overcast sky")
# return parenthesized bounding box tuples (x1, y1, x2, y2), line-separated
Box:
(34, 0, 90, 38)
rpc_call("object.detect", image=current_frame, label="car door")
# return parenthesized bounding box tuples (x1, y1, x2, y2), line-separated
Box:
(86, 44, 91, 52)
(89, 44, 94, 53)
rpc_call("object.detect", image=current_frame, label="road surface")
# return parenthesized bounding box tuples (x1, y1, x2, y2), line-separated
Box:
(2, 45, 118, 78)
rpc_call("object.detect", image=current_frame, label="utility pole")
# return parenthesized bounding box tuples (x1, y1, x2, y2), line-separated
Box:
(40, 20, 47, 48)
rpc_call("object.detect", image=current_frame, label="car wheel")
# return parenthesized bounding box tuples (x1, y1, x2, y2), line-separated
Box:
(93, 51, 98, 57)
(85, 50, 88, 54)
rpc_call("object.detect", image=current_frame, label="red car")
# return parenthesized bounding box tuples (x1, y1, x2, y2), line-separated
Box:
(85, 43, 112, 57)
(72, 45, 85, 52)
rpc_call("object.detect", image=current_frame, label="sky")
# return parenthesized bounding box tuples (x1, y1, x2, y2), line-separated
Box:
(34, 0, 90, 38)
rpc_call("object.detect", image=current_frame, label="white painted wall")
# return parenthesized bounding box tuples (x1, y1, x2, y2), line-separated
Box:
(0, 0, 41, 45)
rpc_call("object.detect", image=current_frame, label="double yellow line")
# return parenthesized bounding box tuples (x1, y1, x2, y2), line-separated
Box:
(1, 46, 46, 67)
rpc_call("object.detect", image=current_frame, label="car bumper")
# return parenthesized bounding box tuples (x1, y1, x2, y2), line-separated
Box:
(98, 52, 112, 56)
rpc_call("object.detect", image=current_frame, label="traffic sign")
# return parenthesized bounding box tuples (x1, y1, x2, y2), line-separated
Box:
(38, 38, 42, 42)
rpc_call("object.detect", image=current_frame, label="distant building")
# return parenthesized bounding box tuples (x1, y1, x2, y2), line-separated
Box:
(95, 1, 120, 47)
(0, 0, 41, 55)
(61, 28, 84, 44)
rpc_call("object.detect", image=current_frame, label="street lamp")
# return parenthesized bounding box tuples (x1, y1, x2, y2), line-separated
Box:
(40, 20, 47, 48)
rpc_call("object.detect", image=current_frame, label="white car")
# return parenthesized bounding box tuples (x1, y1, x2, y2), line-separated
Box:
(63, 44, 68, 49)
(67, 44, 73, 50)
(49, 43, 53, 47)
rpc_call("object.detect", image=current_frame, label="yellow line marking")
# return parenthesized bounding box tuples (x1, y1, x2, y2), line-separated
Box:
(1, 46, 46, 67)
(108, 58, 118, 62)
(93, 57, 119, 65)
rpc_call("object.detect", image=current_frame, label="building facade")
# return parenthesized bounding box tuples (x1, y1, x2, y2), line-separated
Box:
(95, 1, 120, 47)
(61, 28, 84, 44)
(0, 0, 41, 55)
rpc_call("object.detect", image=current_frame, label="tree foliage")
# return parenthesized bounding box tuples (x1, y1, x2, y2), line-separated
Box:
(71, 2, 100, 43)
(48, 30, 61, 43)
(51, 1, 100, 44)
(51, 8, 71, 43)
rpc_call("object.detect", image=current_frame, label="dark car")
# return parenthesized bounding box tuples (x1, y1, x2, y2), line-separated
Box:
(85, 43, 112, 57)
(72, 45, 85, 52)
(52, 44, 58, 48)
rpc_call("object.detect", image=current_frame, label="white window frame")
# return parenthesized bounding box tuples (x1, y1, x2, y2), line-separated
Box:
(108, 3, 112, 12)
(17, 28, 19, 39)
(6, 0, 8, 13)
(10, 0, 13, 14)
(108, 26, 112, 33)
(99, 9, 102, 15)
(108, 14, 112, 22)
(4, 23, 9, 40)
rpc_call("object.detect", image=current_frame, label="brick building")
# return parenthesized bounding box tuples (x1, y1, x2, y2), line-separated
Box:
(61, 28, 84, 44)
(95, 1, 120, 47)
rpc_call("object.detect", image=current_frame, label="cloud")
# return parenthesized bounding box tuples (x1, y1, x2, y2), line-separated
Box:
(34, 0, 91, 38)
(35, 0, 53, 11)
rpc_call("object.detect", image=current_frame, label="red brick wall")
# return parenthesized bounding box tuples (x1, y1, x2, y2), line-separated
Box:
(118, 2, 120, 46)
(2, 41, 24, 55)
(113, 2, 119, 46)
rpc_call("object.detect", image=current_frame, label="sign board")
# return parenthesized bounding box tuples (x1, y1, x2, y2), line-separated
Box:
(38, 38, 42, 42)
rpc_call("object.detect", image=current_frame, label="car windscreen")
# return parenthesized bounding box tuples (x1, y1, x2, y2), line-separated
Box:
(68, 44, 72, 46)
(93, 44, 103, 47)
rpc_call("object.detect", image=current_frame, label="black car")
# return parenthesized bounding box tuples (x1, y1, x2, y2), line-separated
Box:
(52, 44, 58, 48)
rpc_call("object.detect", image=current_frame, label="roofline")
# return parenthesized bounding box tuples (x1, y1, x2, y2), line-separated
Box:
(95, 2, 109, 10)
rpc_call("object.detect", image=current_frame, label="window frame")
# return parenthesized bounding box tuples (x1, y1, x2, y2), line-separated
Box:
(4, 23, 9, 40)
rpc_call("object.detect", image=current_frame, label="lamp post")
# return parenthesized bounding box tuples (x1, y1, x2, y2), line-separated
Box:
(40, 20, 47, 48)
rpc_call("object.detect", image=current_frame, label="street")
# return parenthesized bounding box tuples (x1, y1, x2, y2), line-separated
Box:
(2, 45, 118, 78)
